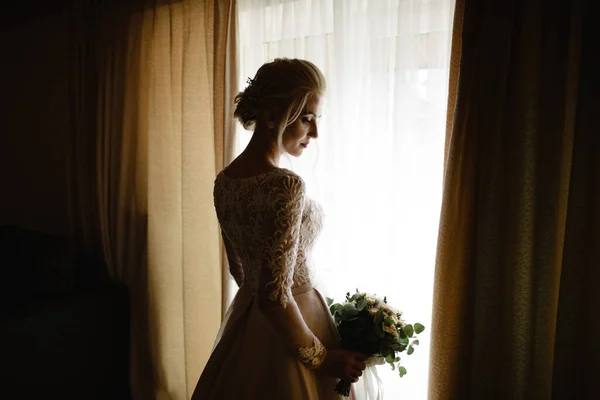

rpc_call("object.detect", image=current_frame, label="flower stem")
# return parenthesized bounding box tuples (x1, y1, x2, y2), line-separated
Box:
(335, 380, 352, 397)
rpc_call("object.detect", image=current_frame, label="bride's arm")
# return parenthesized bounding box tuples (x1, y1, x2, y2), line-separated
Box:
(257, 174, 326, 368)
(258, 173, 367, 379)
(222, 230, 244, 287)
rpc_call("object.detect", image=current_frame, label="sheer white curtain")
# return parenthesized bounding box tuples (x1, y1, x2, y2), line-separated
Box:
(235, 0, 454, 398)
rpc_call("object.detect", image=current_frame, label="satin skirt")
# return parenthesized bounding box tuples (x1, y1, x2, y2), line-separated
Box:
(191, 281, 355, 400)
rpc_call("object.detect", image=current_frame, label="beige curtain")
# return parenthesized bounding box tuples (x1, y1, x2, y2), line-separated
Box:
(68, 0, 237, 398)
(142, 0, 237, 397)
(429, 0, 599, 399)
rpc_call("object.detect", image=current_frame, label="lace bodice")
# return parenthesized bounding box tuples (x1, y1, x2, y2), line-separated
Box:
(214, 168, 324, 308)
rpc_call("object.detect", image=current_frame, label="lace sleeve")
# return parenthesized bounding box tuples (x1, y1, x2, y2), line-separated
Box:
(222, 229, 244, 287)
(259, 173, 305, 308)
(256, 173, 327, 369)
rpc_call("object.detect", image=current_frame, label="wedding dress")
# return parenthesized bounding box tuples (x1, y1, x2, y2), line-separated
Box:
(192, 167, 354, 400)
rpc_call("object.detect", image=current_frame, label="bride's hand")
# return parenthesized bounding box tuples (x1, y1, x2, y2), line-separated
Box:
(318, 349, 368, 382)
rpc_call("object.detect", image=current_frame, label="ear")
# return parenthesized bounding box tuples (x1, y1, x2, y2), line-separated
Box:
(264, 109, 277, 129)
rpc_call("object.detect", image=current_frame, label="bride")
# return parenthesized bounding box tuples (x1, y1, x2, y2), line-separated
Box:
(192, 58, 366, 400)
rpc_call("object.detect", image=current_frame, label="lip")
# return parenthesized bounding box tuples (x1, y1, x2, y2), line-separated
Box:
(301, 142, 309, 148)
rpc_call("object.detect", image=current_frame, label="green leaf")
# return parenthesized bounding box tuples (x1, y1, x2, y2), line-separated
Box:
(325, 297, 334, 307)
(399, 366, 407, 377)
(342, 303, 359, 318)
(330, 304, 343, 316)
(411, 340, 420, 346)
(407, 346, 414, 355)
(356, 297, 367, 311)
(385, 352, 396, 363)
(393, 343, 407, 353)
(384, 317, 395, 326)
(391, 363, 396, 371)
(414, 323, 425, 334)
(390, 342, 403, 351)
(403, 324, 414, 337)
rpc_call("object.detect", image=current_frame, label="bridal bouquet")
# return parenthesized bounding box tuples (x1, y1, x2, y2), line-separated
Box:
(326, 290, 425, 397)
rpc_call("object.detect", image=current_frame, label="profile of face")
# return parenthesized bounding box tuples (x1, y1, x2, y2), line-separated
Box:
(279, 94, 322, 157)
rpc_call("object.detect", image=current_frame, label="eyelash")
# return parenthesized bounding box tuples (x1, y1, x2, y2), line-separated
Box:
(301, 117, 313, 125)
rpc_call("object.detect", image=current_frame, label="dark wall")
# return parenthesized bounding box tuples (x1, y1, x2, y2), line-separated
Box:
(0, 10, 71, 235)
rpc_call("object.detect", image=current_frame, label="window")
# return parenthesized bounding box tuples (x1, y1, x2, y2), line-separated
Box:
(235, 0, 455, 397)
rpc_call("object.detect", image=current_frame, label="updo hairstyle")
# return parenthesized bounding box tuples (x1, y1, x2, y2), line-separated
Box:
(233, 58, 326, 148)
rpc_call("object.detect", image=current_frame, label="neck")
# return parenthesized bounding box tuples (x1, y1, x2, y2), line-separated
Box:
(241, 125, 282, 167)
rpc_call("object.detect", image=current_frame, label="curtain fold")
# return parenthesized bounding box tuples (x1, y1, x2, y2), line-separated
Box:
(430, 0, 599, 398)
(212, 0, 239, 314)
(68, 1, 237, 398)
(68, 1, 155, 397)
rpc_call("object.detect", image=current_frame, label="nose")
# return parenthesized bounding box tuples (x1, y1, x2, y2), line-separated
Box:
(309, 120, 319, 139)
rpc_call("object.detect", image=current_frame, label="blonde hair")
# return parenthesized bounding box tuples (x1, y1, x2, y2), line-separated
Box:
(234, 58, 326, 148)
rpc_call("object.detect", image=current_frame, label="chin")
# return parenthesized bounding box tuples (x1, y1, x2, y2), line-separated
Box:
(284, 147, 305, 158)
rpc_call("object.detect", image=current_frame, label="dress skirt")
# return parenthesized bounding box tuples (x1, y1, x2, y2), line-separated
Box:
(192, 281, 355, 400)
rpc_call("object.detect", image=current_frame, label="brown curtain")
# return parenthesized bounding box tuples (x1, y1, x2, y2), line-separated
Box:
(67, 0, 237, 398)
(68, 1, 155, 397)
(429, 0, 599, 398)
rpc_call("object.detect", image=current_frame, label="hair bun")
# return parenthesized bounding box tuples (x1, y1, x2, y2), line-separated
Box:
(234, 78, 261, 129)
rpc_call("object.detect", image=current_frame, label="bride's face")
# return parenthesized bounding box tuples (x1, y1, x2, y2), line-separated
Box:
(281, 94, 322, 157)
